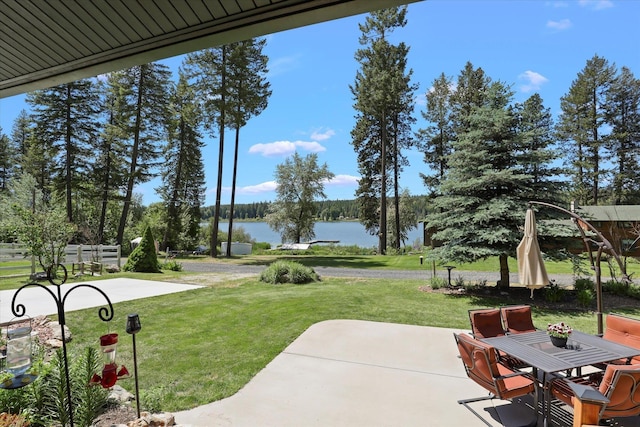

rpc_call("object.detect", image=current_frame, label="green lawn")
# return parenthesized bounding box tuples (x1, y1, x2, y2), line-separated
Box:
(60, 273, 640, 412)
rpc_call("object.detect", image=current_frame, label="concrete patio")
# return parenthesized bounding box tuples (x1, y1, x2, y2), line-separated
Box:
(175, 319, 541, 426)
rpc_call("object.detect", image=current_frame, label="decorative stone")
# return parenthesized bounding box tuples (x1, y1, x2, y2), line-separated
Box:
(44, 339, 63, 349)
(127, 412, 176, 427)
(109, 385, 135, 403)
(49, 322, 72, 342)
(106, 264, 121, 273)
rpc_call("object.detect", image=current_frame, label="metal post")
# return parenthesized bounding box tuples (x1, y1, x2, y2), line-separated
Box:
(528, 201, 631, 335)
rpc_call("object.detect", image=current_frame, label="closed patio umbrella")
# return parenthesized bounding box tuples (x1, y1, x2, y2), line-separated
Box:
(517, 208, 549, 298)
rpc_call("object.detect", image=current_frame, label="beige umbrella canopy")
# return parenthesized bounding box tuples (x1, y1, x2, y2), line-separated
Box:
(517, 208, 550, 298)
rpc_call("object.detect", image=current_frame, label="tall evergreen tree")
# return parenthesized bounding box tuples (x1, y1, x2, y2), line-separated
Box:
(0, 127, 14, 191)
(224, 38, 271, 256)
(10, 110, 32, 176)
(514, 93, 564, 200)
(556, 54, 617, 205)
(92, 75, 129, 244)
(417, 72, 454, 195)
(110, 63, 172, 245)
(184, 46, 230, 257)
(605, 66, 640, 204)
(351, 6, 412, 254)
(26, 79, 101, 222)
(426, 78, 530, 290)
(158, 71, 206, 250)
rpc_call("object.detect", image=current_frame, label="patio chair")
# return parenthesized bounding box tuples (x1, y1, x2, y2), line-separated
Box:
(500, 305, 536, 334)
(454, 332, 538, 424)
(468, 308, 505, 339)
(549, 364, 640, 424)
(468, 308, 529, 369)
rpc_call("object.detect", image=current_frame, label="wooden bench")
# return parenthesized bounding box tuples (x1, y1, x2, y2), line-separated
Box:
(602, 313, 640, 364)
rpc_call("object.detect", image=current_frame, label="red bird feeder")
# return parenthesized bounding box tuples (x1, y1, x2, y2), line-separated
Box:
(90, 333, 129, 388)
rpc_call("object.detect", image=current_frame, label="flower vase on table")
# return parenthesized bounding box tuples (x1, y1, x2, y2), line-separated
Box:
(547, 322, 573, 347)
(547, 322, 572, 348)
(550, 335, 568, 348)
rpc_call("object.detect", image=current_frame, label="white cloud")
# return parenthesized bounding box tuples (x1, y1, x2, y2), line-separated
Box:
(518, 70, 550, 92)
(267, 55, 299, 78)
(547, 19, 572, 30)
(237, 181, 278, 195)
(415, 93, 427, 107)
(310, 128, 335, 141)
(324, 174, 360, 186)
(294, 141, 326, 152)
(547, 1, 569, 7)
(579, 0, 614, 10)
(249, 140, 327, 157)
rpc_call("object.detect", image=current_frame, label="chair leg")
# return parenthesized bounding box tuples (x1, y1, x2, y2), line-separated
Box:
(458, 393, 497, 427)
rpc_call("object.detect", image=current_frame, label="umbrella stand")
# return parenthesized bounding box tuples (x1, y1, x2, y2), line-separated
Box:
(529, 201, 631, 335)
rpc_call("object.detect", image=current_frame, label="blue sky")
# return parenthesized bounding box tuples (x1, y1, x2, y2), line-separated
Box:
(1, 0, 638, 207)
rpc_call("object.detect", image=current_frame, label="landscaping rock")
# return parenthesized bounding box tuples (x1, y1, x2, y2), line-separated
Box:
(106, 264, 121, 273)
(127, 411, 176, 427)
(109, 385, 135, 403)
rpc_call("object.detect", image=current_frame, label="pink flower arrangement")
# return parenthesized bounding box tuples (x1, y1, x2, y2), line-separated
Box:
(547, 322, 572, 338)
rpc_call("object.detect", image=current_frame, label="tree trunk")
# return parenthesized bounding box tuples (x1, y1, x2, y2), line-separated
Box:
(498, 253, 510, 290)
(226, 124, 241, 257)
(117, 68, 145, 246)
(211, 45, 227, 258)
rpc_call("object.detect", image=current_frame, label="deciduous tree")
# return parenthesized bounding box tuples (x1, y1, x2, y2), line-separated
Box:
(265, 153, 334, 243)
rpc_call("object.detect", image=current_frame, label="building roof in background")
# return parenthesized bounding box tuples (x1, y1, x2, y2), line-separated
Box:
(574, 205, 640, 222)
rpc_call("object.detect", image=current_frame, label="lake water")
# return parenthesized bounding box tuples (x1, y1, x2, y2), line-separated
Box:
(218, 221, 423, 248)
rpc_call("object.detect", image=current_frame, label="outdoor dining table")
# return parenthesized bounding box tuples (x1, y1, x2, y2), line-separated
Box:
(481, 330, 640, 426)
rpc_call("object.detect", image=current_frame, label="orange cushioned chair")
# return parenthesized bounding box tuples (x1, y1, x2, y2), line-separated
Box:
(468, 308, 505, 339)
(602, 313, 640, 365)
(500, 305, 536, 334)
(454, 332, 538, 424)
(550, 364, 640, 424)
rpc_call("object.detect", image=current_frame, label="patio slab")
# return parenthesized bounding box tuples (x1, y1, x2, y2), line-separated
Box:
(174, 319, 539, 426)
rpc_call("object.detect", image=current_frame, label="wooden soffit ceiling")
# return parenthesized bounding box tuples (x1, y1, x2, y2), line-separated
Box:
(0, 0, 420, 98)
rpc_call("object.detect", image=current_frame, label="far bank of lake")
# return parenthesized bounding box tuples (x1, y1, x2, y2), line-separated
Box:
(218, 221, 423, 248)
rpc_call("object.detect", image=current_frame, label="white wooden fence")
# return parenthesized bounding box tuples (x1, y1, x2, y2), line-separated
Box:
(0, 243, 121, 277)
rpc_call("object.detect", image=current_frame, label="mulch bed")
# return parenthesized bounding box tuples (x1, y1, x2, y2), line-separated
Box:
(418, 284, 640, 312)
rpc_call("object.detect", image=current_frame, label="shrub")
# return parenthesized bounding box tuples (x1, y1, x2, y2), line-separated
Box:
(161, 260, 183, 271)
(252, 242, 271, 252)
(544, 282, 565, 303)
(259, 261, 319, 284)
(603, 280, 628, 296)
(576, 288, 594, 308)
(123, 226, 161, 273)
(574, 278, 595, 292)
(139, 386, 166, 413)
(430, 277, 447, 290)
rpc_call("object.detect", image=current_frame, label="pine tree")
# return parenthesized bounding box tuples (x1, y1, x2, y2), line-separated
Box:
(184, 46, 229, 257)
(605, 66, 640, 204)
(351, 6, 414, 254)
(417, 72, 454, 195)
(427, 78, 531, 290)
(224, 38, 271, 256)
(110, 63, 172, 245)
(26, 79, 101, 222)
(0, 127, 14, 191)
(158, 71, 206, 251)
(557, 54, 617, 205)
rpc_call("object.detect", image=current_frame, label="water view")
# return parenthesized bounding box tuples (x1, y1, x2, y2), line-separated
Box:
(218, 221, 423, 248)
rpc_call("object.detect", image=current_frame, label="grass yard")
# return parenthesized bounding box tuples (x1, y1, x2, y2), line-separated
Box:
(60, 273, 640, 413)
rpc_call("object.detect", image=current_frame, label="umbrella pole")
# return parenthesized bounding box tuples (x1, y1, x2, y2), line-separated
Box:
(595, 247, 604, 335)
